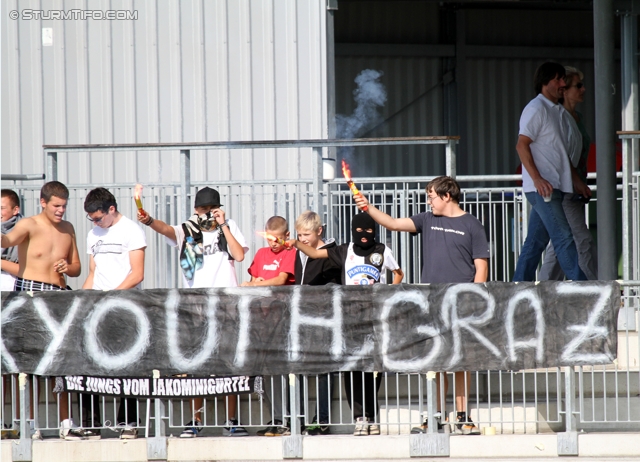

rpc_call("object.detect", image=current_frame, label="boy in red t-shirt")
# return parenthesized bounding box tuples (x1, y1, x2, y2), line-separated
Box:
(242, 216, 296, 435)
(243, 216, 296, 287)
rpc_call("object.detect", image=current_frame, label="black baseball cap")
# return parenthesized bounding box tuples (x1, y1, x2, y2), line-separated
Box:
(194, 187, 222, 208)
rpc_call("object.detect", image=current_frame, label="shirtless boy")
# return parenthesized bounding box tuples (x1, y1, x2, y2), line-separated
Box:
(1, 181, 81, 290)
(1, 181, 85, 439)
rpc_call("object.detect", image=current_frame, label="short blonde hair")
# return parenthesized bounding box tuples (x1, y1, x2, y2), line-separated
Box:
(265, 215, 288, 233)
(564, 66, 584, 83)
(295, 211, 322, 232)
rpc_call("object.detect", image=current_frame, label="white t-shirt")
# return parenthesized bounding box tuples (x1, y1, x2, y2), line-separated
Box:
(519, 94, 574, 193)
(1, 271, 16, 291)
(327, 242, 399, 285)
(166, 219, 248, 289)
(86, 215, 147, 290)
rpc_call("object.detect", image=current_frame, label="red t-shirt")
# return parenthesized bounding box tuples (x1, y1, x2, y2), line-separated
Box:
(247, 247, 297, 285)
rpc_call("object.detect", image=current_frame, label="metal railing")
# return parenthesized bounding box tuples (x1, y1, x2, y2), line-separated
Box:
(1, 282, 638, 453)
(2, 135, 639, 459)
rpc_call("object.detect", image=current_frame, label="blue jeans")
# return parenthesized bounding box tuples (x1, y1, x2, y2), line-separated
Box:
(514, 190, 587, 281)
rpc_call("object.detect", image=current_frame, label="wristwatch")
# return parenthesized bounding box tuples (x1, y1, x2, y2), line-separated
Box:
(219, 220, 229, 229)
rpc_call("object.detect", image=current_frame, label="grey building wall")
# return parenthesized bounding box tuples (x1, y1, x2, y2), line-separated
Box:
(1, 0, 329, 290)
(1, 0, 329, 184)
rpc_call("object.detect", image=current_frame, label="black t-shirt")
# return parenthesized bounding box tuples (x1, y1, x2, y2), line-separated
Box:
(410, 212, 489, 283)
(294, 239, 342, 286)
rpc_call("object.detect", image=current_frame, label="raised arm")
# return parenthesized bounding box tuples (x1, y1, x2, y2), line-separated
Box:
(212, 209, 245, 262)
(289, 239, 329, 259)
(138, 211, 176, 241)
(354, 195, 417, 232)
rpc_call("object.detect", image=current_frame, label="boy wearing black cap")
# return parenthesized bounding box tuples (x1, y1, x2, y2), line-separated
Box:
(138, 187, 249, 437)
(289, 212, 404, 436)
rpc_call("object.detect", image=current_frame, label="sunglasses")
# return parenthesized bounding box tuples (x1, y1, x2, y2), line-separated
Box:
(86, 213, 106, 224)
(567, 82, 584, 89)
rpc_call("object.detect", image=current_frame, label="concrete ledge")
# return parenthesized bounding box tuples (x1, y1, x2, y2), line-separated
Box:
(450, 434, 557, 458)
(579, 433, 640, 457)
(32, 439, 147, 462)
(304, 435, 410, 459)
(2, 440, 13, 461)
(167, 435, 283, 460)
(1, 432, 638, 461)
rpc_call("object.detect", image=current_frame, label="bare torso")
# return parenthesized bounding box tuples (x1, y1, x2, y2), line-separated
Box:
(18, 215, 78, 286)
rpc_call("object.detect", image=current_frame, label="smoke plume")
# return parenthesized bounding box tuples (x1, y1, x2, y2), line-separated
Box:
(334, 70, 386, 172)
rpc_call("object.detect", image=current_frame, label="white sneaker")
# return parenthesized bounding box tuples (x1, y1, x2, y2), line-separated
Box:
(119, 425, 138, 439)
(353, 417, 369, 436)
(29, 421, 42, 440)
(59, 419, 84, 440)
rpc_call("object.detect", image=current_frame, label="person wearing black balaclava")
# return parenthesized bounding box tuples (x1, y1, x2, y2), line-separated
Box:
(288, 212, 404, 436)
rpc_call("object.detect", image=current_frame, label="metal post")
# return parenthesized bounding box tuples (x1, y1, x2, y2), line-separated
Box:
(410, 372, 449, 457)
(621, 15, 639, 282)
(46, 152, 58, 181)
(13, 373, 32, 462)
(558, 366, 578, 456)
(312, 147, 323, 214)
(180, 150, 191, 222)
(445, 139, 457, 179)
(147, 398, 167, 461)
(283, 373, 303, 459)
(594, 0, 618, 280)
(621, 137, 633, 281)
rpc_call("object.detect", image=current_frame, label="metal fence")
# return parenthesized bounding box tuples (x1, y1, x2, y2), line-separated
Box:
(1, 136, 639, 458)
(1, 282, 638, 445)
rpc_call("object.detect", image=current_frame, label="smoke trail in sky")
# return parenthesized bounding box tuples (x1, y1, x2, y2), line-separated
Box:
(335, 70, 386, 172)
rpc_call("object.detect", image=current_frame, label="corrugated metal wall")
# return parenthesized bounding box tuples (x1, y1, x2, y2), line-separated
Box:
(333, 1, 625, 178)
(1, 0, 328, 184)
(465, 57, 600, 176)
(335, 56, 445, 177)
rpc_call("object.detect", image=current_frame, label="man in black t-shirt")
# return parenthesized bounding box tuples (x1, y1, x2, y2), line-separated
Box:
(354, 176, 489, 435)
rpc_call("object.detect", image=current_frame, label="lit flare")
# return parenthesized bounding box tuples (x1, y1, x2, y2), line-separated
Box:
(256, 231, 290, 248)
(341, 160, 368, 211)
(134, 183, 148, 217)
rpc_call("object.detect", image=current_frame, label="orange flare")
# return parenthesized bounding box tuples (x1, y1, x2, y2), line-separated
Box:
(256, 231, 288, 247)
(341, 160, 368, 211)
(134, 183, 147, 216)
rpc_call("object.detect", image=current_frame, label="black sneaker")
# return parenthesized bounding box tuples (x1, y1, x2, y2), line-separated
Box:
(180, 420, 203, 438)
(303, 420, 329, 436)
(411, 414, 446, 434)
(223, 419, 248, 437)
(455, 412, 480, 435)
(82, 428, 102, 440)
(265, 425, 290, 436)
(256, 420, 281, 437)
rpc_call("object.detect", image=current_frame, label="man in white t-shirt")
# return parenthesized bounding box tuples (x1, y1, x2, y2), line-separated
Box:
(138, 187, 249, 437)
(83, 188, 147, 439)
(514, 61, 587, 282)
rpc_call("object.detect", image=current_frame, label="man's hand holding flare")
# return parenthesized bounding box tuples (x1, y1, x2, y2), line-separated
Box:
(354, 193, 370, 212)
